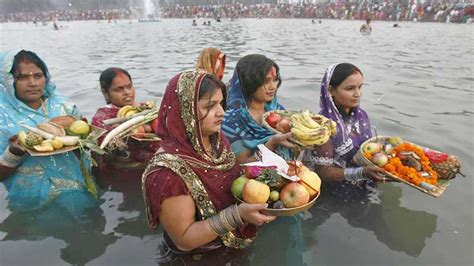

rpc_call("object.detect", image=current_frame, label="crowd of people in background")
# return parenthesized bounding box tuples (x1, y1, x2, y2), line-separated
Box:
(1, 1, 472, 24)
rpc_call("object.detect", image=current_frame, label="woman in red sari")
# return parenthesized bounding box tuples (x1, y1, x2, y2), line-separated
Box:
(91, 67, 159, 181)
(142, 71, 275, 263)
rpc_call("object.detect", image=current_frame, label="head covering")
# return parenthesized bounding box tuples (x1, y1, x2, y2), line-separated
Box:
(143, 71, 254, 249)
(319, 63, 372, 167)
(195, 48, 226, 80)
(0, 50, 96, 213)
(222, 55, 288, 158)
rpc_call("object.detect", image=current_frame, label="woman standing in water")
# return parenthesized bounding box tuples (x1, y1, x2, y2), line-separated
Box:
(222, 54, 294, 163)
(91, 67, 160, 181)
(142, 71, 275, 263)
(0, 50, 97, 214)
(303, 63, 385, 192)
(195, 47, 226, 80)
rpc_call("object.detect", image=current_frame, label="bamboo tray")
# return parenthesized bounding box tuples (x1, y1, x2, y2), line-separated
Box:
(353, 136, 449, 198)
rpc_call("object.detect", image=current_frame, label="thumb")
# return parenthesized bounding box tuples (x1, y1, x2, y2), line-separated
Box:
(250, 203, 268, 211)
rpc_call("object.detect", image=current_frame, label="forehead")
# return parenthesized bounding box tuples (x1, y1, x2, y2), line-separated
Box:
(111, 73, 131, 85)
(339, 72, 363, 86)
(16, 61, 42, 74)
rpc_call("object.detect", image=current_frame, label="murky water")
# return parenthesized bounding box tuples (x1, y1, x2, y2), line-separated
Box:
(0, 19, 473, 265)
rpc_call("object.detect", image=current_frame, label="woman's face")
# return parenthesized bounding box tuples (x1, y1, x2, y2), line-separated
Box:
(330, 72, 363, 112)
(251, 67, 278, 103)
(198, 88, 225, 137)
(103, 73, 135, 107)
(13, 61, 46, 108)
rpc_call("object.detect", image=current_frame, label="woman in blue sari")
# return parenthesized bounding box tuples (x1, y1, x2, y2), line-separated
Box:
(222, 54, 294, 163)
(0, 50, 98, 217)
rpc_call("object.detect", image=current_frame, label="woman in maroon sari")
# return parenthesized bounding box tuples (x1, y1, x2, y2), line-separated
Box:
(142, 71, 275, 263)
(91, 67, 159, 181)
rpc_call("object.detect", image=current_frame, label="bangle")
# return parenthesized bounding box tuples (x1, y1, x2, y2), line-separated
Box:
(344, 167, 365, 184)
(0, 147, 24, 168)
(232, 204, 245, 226)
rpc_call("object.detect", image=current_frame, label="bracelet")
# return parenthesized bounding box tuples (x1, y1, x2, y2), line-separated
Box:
(0, 147, 24, 168)
(232, 204, 245, 227)
(344, 167, 365, 184)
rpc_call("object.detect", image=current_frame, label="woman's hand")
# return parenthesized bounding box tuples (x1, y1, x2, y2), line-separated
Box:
(363, 166, 388, 182)
(237, 202, 276, 226)
(8, 135, 27, 157)
(266, 132, 295, 151)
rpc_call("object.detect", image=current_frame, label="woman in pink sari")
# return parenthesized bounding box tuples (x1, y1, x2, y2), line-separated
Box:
(91, 67, 159, 181)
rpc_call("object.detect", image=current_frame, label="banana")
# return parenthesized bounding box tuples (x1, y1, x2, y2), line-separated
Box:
(124, 110, 137, 118)
(117, 105, 133, 118)
(301, 110, 320, 129)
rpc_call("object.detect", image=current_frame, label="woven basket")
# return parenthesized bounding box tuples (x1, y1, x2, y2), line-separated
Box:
(262, 110, 332, 148)
(235, 191, 320, 216)
(353, 136, 448, 198)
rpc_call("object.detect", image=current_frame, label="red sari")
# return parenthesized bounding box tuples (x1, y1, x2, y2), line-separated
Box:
(142, 71, 256, 257)
(91, 104, 160, 182)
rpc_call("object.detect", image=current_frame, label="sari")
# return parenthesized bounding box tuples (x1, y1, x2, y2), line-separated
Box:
(222, 59, 290, 159)
(303, 64, 376, 199)
(91, 104, 160, 181)
(142, 71, 255, 258)
(0, 50, 97, 214)
(195, 48, 226, 80)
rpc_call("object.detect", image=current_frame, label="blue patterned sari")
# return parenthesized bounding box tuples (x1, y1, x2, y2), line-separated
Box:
(222, 70, 290, 159)
(0, 50, 98, 215)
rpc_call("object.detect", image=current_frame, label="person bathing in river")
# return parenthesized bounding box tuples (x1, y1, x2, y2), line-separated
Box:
(303, 63, 386, 197)
(91, 67, 159, 182)
(222, 54, 294, 164)
(360, 18, 372, 33)
(142, 71, 275, 262)
(0, 50, 98, 216)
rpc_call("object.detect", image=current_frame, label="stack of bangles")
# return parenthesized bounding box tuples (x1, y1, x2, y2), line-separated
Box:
(208, 204, 244, 235)
(344, 167, 366, 184)
(0, 148, 24, 168)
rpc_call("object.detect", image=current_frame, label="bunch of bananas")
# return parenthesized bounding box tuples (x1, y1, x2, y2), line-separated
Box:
(290, 110, 337, 146)
(117, 101, 156, 118)
(117, 105, 139, 118)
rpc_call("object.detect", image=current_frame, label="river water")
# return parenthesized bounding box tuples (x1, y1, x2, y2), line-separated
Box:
(0, 19, 473, 265)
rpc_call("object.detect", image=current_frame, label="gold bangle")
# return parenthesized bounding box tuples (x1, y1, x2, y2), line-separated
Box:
(219, 209, 235, 231)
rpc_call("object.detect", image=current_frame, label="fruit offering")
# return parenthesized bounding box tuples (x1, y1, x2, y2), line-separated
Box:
(358, 136, 458, 198)
(231, 161, 321, 215)
(116, 101, 159, 140)
(17, 116, 96, 155)
(264, 110, 337, 147)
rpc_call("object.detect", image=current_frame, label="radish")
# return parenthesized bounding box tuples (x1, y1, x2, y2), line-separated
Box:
(100, 115, 146, 149)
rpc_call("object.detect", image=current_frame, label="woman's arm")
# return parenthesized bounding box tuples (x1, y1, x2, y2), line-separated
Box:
(315, 164, 385, 183)
(0, 137, 26, 181)
(160, 195, 275, 252)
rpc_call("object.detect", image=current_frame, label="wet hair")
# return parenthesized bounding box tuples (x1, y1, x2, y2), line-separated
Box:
(198, 74, 227, 121)
(366, 18, 371, 24)
(235, 54, 281, 101)
(99, 67, 132, 91)
(10, 50, 49, 80)
(330, 63, 363, 89)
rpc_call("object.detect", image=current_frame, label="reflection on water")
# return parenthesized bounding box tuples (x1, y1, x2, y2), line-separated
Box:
(0, 19, 473, 265)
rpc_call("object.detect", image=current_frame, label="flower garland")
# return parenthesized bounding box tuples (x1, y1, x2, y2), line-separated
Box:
(382, 143, 438, 186)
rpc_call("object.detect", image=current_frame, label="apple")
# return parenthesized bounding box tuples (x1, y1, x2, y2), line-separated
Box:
(231, 175, 249, 199)
(242, 179, 270, 204)
(132, 126, 146, 136)
(266, 113, 282, 128)
(298, 170, 321, 198)
(372, 152, 388, 167)
(150, 118, 159, 134)
(362, 142, 382, 154)
(269, 190, 280, 201)
(275, 117, 291, 133)
(279, 182, 310, 208)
